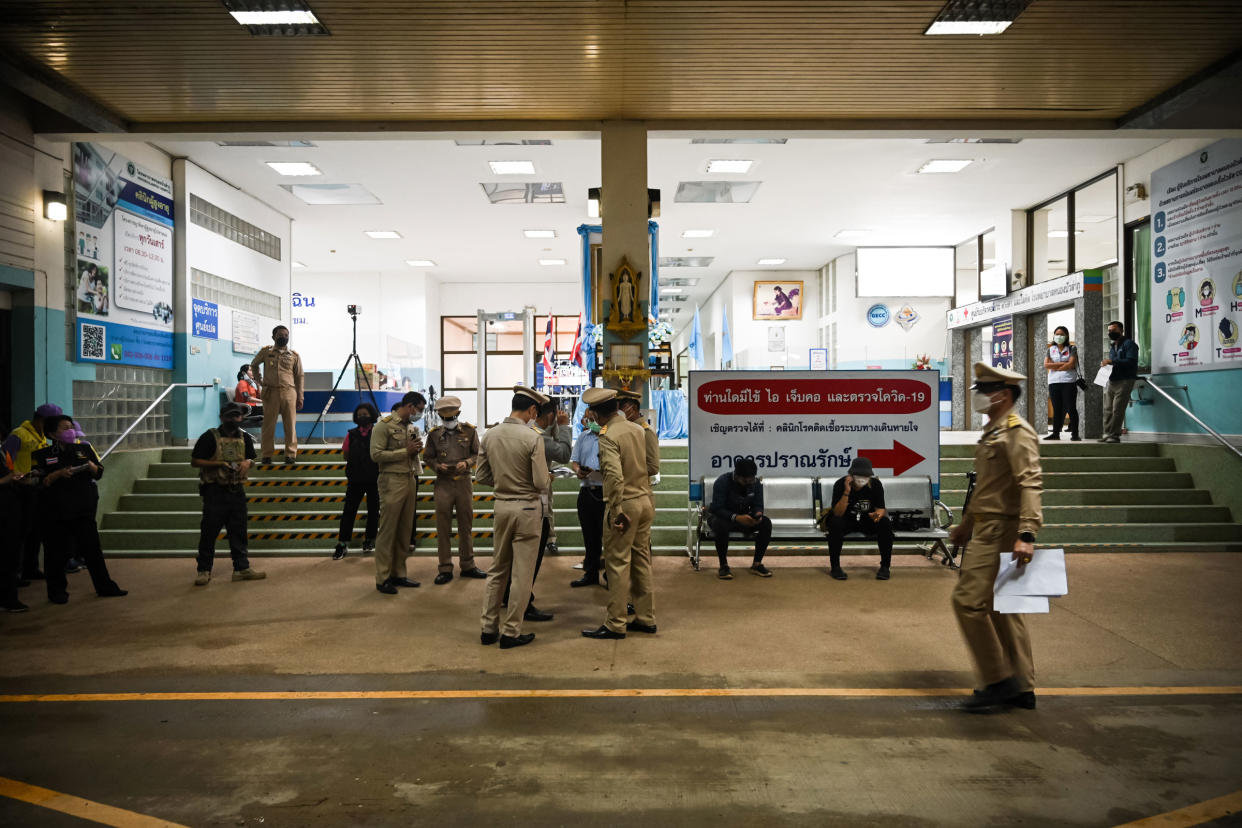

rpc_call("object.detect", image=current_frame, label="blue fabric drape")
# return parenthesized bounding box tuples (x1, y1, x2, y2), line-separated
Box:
(653, 389, 688, 439)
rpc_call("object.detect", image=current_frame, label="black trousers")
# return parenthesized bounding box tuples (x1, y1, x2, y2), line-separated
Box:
(826, 513, 893, 569)
(43, 514, 118, 599)
(1049, 381, 1079, 437)
(197, 484, 251, 572)
(505, 516, 550, 609)
(338, 477, 380, 543)
(576, 486, 606, 576)
(710, 514, 772, 568)
(1, 489, 21, 603)
(11, 486, 43, 578)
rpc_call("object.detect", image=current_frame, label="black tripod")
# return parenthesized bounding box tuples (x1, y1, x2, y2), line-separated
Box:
(308, 305, 377, 443)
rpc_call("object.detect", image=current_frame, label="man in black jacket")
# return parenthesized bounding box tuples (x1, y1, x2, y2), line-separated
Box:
(708, 458, 772, 580)
(823, 457, 893, 581)
(334, 403, 381, 559)
(30, 415, 126, 604)
(1100, 320, 1139, 443)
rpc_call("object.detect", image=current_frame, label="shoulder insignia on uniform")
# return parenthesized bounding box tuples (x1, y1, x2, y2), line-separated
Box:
(381, 414, 393, 423)
(462, 422, 475, 430)
(533, 425, 544, 434)
(599, 426, 608, 435)
(642, 421, 652, 430)
(427, 426, 441, 436)
(1007, 413, 1020, 428)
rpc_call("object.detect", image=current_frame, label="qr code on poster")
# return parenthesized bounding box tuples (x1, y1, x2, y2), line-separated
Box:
(80, 323, 105, 359)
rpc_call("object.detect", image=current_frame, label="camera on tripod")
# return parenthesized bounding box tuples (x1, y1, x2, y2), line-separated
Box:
(347, 304, 360, 317)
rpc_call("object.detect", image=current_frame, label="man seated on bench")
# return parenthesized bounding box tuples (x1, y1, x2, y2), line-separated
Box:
(823, 457, 893, 582)
(707, 458, 772, 580)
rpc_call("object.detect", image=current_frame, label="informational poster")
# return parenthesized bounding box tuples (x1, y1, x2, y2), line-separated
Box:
(991, 315, 1014, 369)
(72, 142, 174, 368)
(688, 370, 941, 497)
(1150, 139, 1242, 373)
(191, 299, 219, 340)
(231, 309, 262, 355)
(809, 348, 828, 370)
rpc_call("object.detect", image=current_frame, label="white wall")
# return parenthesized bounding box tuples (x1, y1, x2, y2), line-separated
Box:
(437, 280, 580, 316)
(1121, 138, 1217, 225)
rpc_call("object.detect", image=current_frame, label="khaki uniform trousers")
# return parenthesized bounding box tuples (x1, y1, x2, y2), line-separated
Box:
(481, 499, 543, 638)
(1103, 378, 1135, 440)
(951, 517, 1035, 691)
(374, 472, 417, 585)
(260, 387, 298, 460)
(434, 477, 475, 573)
(602, 495, 656, 633)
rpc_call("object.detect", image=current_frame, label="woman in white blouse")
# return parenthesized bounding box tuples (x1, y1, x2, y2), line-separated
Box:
(1043, 325, 1080, 441)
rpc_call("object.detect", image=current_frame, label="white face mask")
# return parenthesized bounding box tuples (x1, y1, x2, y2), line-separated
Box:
(1054, 335, 1067, 345)
(852, 475, 871, 487)
(442, 417, 459, 430)
(972, 391, 997, 413)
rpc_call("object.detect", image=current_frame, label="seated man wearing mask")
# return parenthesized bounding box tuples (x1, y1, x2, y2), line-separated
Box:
(190, 402, 266, 586)
(707, 457, 772, 580)
(822, 457, 893, 581)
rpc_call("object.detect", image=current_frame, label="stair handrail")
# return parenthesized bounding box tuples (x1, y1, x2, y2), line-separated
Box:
(99, 383, 214, 460)
(1137, 375, 1242, 462)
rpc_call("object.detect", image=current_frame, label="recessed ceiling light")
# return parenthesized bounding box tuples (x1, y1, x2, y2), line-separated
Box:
(660, 287, 683, 294)
(923, 0, 1031, 36)
(291, 261, 306, 269)
(229, 10, 320, 25)
(539, 258, 567, 266)
(281, 183, 379, 205)
(682, 229, 715, 238)
(265, 161, 321, 176)
(757, 258, 787, 266)
(365, 230, 401, 239)
(406, 259, 435, 267)
(489, 161, 536, 175)
(917, 159, 974, 174)
(834, 229, 870, 239)
(524, 229, 556, 239)
(925, 20, 1011, 34)
(706, 159, 753, 174)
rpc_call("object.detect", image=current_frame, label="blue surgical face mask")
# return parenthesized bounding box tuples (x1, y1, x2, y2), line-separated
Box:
(587, 421, 601, 433)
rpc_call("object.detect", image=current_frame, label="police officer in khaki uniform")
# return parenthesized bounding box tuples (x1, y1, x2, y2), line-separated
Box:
(949, 362, 1043, 711)
(370, 391, 425, 595)
(423, 395, 487, 584)
(616, 388, 661, 504)
(478, 386, 550, 649)
(251, 325, 305, 464)
(582, 388, 657, 639)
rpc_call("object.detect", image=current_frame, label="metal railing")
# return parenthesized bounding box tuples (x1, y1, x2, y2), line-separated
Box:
(1138, 376, 1242, 462)
(100, 383, 213, 460)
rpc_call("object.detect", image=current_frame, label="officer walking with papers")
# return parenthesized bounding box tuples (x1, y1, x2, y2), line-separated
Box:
(948, 362, 1043, 712)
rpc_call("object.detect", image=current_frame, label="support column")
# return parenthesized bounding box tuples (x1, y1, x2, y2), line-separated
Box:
(1077, 291, 1104, 439)
(600, 121, 651, 399)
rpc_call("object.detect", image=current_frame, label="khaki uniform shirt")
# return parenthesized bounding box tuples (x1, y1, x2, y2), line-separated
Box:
(639, 418, 661, 477)
(252, 345, 304, 395)
(966, 410, 1043, 535)
(475, 417, 549, 503)
(423, 424, 480, 481)
(369, 414, 422, 477)
(597, 412, 652, 514)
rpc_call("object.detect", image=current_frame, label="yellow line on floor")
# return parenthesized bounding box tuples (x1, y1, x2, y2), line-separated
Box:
(0, 686, 1239, 703)
(1112, 789, 1242, 827)
(0, 776, 189, 827)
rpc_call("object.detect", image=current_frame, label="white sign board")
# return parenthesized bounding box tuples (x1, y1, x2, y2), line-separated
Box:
(232, 309, 262, 355)
(1149, 139, 1242, 373)
(688, 370, 941, 496)
(947, 271, 1083, 329)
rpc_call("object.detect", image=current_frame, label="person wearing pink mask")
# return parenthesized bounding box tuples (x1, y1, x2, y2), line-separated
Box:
(29, 415, 127, 605)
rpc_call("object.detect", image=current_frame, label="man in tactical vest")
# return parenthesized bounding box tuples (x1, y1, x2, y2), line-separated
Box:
(423, 395, 487, 584)
(190, 402, 267, 586)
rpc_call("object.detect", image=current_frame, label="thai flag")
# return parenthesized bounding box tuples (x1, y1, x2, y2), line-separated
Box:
(569, 312, 585, 368)
(542, 315, 555, 373)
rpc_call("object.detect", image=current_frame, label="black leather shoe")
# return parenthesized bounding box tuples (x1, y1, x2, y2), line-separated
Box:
(570, 575, 599, 588)
(830, 568, 848, 581)
(1010, 691, 1037, 709)
(962, 677, 1022, 712)
(96, 587, 128, 598)
(390, 577, 420, 588)
(524, 605, 553, 622)
(626, 620, 658, 634)
(876, 567, 891, 581)
(499, 633, 535, 649)
(375, 581, 398, 595)
(434, 572, 453, 585)
(582, 625, 625, 640)
(461, 567, 488, 579)
(64, 557, 84, 574)
(480, 631, 499, 645)
(332, 544, 347, 560)
(49, 593, 69, 604)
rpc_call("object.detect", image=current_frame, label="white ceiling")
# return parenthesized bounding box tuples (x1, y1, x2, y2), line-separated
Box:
(155, 133, 1168, 327)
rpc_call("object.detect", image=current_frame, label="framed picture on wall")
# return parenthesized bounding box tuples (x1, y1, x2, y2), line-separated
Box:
(753, 280, 803, 321)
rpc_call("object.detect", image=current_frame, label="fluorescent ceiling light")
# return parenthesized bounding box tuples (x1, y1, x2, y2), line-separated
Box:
(757, 258, 787, 266)
(660, 287, 683, 294)
(523, 229, 556, 239)
(230, 10, 319, 25)
(365, 230, 402, 239)
(291, 261, 306, 269)
(917, 159, 973, 174)
(681, 229, 715, 238)
(691, 138, 787, 145)
(925, 20, 1011, 35)
(834, 229, 870, 239)
(406, 259, 435, 267)
(265, 161, 321, 176)
(481, 182, 565, 205)
(706, 159, 753, 174)
(675, 181, 761, 203)
(488, 160, 536, 175)
(1047, 230, 1084, 238)
(539, 258, 567, 266)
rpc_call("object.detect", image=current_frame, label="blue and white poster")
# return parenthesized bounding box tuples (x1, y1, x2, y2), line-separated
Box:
(72, 142, 175, 368)
(192, 299, 219, 340)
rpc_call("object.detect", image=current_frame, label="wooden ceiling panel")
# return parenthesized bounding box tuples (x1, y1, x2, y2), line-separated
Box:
(1, 0, 1240, 125)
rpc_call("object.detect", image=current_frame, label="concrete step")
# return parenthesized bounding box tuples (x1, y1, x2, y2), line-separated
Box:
(937, 471, 1193, 491)
(133, 474, 691, 495)
(159, 444, 693, 463)
(118, 490, 694, 512)
(103, 506, 695, 530)
(1037, 523, 1242, 543)
(1036, 505, 1233, 523)
(939, 456, 1175, 474)
(146, 459, 691, 479)
(939, 442, 1160, 457)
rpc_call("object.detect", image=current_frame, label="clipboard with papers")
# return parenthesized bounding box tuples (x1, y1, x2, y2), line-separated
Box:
(993, 548, 1068, 614)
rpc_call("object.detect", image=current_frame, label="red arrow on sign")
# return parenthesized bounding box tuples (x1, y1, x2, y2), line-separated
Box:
(858, 441, 925, 476)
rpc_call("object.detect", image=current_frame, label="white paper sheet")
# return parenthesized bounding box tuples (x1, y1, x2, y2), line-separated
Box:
(995, 548, 1068, 598)
(994, 594, 1050, 614)
(1094, 365, 1113, 387)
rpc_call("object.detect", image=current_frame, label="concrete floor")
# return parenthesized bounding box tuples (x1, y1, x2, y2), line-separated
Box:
(2, 553, 1241, 827)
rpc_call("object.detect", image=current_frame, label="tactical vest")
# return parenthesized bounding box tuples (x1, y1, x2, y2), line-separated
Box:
(200, 429, 249, 486)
